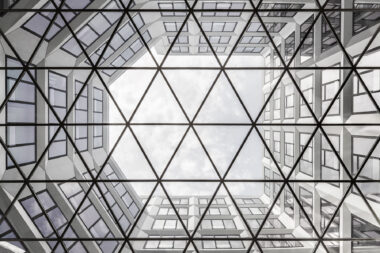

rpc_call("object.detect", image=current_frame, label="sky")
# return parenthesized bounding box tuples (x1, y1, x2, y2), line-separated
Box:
(109, 48, 265, 197)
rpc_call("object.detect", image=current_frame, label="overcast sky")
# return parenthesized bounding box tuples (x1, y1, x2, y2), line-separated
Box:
(109, 49, 265, 197)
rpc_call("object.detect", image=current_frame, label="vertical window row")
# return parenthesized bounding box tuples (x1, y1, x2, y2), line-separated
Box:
(321, 134, 340, 185)
(48, 71, 67, 159)
(284, 132, 294, 168)
(0, 211, 26, 251)
(284, 85, 294, 118)
(103, 164, 140, 217)
(93, 87, 103, 149)
(299, 133, 313, 176)
(20, 190, 86, 252)
(322, 65, 340, 115)
(273, 131, 281, 164)
(299, 75, 313, 118)
(6, 57, 36, 168)
(299, 187, 313, 234)
(59, 182, 118, 252)
(75, 81, 88, 152)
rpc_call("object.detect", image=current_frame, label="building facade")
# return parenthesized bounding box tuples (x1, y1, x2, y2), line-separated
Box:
(0, 0, 379, 252)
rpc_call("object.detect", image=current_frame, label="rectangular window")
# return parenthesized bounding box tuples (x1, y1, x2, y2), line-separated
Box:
(273, 131, 281, 164)
(322, 0, 341, 52)
(299, 187, 313, 234)
(201, 236, 244, 249)
(321, 198, 339, 249)
(248, 22, 286, 33)
(264, 130, 271, 158)
(20, 190, 86, 251)
(273, 89, 281, 119)
(0, 210, 26, 250)
(75, 81, 88, 151)
(201, 22, 237, 32)
(264, 93, 271, 121)
(353, 1, 380, 35)
(158, 2, 187, 17)
(152, 219, 188, 230)
(82, 172, 131, 232)
(61, 8, 141, 57)
(284, 187, 294, 219)
(103, 164, 140, 217)
(164, 22, 188, 32)
(352, 214, 380, 249)
(48, 71, 67, 159)
(300, 132, 313, 176)
(200, 36, 231, 44)
(285, 132, 294, 168)
(6, 57, 36, 168)
(93, 87, 103, 149)
(322, 65, 340, 115)
(22, 0, 93, 41)
(201, 2, 246, 17)
(300, 15, 314, 63)
(300, 75, 313, 118)
(59, 181, 118, 252)
(284, 85, 294, 118)
(353, 66, 380, 114)
(352, 136, 380, 202)
(285, 32, 295, 61)
(264, 167, 271, 197)
(321, 134, 340, 185)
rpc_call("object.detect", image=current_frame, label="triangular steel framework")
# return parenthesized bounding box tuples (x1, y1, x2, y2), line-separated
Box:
(0, 0, 380, 252)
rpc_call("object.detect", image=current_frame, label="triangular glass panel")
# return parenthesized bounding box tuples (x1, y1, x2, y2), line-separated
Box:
(131, 125, 187, 177)
(194, 73, 251, 123)
(109, 69, 156, 120)
(164, 129, 219, 180)
(163, 69, 219, 120)
(131, 73, 188, 123)
(194, 125, 251, 176)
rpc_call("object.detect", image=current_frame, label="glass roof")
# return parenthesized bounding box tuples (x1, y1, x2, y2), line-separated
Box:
(1, 0, 380, 252)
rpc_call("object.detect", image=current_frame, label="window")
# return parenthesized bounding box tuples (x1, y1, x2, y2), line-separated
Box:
(259, 234, 302, 248)
(20, 190, 86, 252)
(299, 187, 313, 234)
(273, 131, 281, 164)
(352, 214, 380, 249)
(241, 36, 269, 45)
(83, 172, 131, 232)
(285, 32, 295, 61)
(353, 1, 380, 35)
(201, 22, 237, 32)
(321, 134, 340, 185)
(300, 133, 313, 176)
(352, 136, 380, 202)
(273, 89, 281, 119)
(353, 68, 380, 114)
(321, 199, 339, 249)
(284, 188, 294, 219)
(200, 36, 231, 44)
(202, 236, 244, 249)
(75, 81, 88, 151)
(260, 3, 304, 17)
(0, 210, 26, 251)
(152, 219, 188, 230)
(300, 16, 314, 62)
(59, 181, 118, 252)
(264, 93, 271, 121)
(300, 75, 313, 118)
(48, 71, 67, 159)
(103, 164, 140, 217)
(199, 207, 230, 215)
(235, 46, 264, 53)
(145, 236, 186, 249)
(61, 7, 142, 57)
(248, 22, 286, 33)
(201, 219, 236, 230)
(201, 2, 245, 17)
(264, 130, 271, 158)
(22, 0, 93, 41)
(158, 2, 187, 16)
(284, 85, 294, 119)
(322, 0, 341, 52)
(322, 65, 340, 115)
(264, 167, 271, 197)
(6, 57, 36, 168)
(158, 207, 188, 216)
(93, 87, 103, 148)
(285, 132, 294, 168)
(168, 35, 189, 44)
(164, 22, 188, 32)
